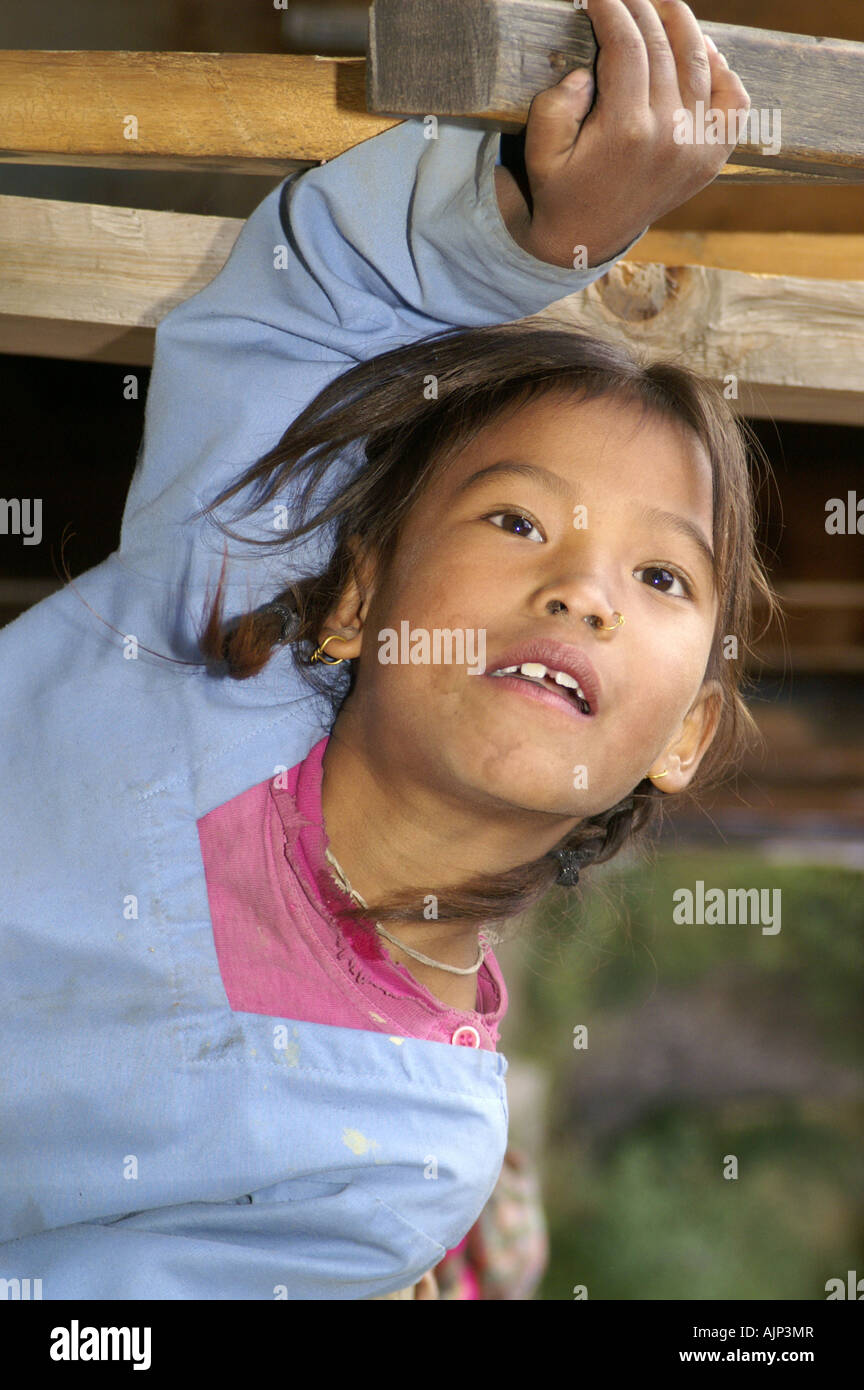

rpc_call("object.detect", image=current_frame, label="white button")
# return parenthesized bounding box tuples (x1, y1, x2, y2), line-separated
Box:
(451, 1025, 481, 1048)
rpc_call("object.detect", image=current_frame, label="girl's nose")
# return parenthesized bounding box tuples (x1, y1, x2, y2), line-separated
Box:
(536, 577, 622, 632)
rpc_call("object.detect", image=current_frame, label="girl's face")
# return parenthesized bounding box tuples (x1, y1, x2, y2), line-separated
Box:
(335, 391, 721, 830)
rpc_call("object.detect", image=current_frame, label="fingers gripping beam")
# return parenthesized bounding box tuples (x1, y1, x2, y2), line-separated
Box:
(367, 0, 864, 184)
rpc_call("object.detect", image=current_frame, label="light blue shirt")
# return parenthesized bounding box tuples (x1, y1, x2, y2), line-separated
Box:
(0, 118, 643, 1299)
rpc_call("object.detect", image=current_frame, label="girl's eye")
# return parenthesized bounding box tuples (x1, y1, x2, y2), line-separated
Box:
(634, 565, 692, 599)
(481, 518, 692, 594)
(486, 512, 544, 544)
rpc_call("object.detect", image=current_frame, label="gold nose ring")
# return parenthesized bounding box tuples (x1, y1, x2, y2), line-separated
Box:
(584, 613, 625, 632)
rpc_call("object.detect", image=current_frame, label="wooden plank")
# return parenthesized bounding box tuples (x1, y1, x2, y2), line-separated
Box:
(0, 196, 239, 324)
(0, 45, 860, 183)
(771, 582, 864, 608)
(0, 194, 240, 365)
(717, 165, 852, 186)
(368, 0, 864, 183)
(0, 580, 63, 606)
(1, 194, 863, 426)
(752, 647, 864, 674)
(0, 315, 160, 366)
(535, 257, 864, 428)
(0, 51, 395, 174)
(733, 383, 864, 429)
(632, 231, 864, 281)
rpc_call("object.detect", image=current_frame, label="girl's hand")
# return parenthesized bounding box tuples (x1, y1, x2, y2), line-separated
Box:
(495, 0, 751, 268)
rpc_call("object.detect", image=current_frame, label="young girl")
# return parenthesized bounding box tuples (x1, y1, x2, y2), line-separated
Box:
(0, 0, 765, 1299)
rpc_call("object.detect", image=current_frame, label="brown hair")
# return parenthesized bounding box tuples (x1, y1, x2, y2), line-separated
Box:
(195, 318, 780, 930)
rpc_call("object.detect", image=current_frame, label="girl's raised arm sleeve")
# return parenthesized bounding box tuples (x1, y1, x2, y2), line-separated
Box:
(120, 118, 646, 628)
(0, 118, 637, 1302)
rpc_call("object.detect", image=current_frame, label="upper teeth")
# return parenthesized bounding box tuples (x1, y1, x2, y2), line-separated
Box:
(495, 662, 588, 703)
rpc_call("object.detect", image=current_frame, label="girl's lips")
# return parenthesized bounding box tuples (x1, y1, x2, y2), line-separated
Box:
(484, 671, 593, 721)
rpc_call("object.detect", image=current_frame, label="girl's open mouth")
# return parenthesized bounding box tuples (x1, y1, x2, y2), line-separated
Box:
(485, 663, 594, 719)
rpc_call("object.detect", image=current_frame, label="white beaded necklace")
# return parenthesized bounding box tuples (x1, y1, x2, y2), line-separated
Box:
(324, 846, 502, 975)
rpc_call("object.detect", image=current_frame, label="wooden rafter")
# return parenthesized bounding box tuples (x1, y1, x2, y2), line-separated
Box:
(367, 0, 864, 183)
(0, 193, 861, 425)
(1, 27, 863, 183)
(0, 51, 384, 176)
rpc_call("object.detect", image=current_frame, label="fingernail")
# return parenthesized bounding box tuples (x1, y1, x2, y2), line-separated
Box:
(562, 68, 593, 90)
(704, 35, 718, 53)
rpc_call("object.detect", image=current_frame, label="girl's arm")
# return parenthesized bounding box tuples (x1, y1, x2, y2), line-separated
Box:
(119, 0, 745, 642)
(117, 117, 646, 633)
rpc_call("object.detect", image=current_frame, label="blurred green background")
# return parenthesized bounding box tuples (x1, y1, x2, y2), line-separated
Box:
(497, 848, 864, 1300)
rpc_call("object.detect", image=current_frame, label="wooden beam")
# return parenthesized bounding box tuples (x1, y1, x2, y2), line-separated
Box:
(537, 256, 864, 426)
(0, 51, 394, 175)
(0, 43, 861, 183)
(714, 165, 852, 186)
(0, 194, 238, 365)
(368, 0, 864, 183)
(633, 231, 864, 282)
(769, 582, 864, 608)
(761, 583, 864, 611)
(751, 647, 864, 674)
(0, 579, 63, 606)
(1, 195, 862, 425)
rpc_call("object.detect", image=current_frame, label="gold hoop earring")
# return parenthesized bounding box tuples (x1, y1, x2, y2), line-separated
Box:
(310, 634, 352, 666)
(649, 768, 669, 780)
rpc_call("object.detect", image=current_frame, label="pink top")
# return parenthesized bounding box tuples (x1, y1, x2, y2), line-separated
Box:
(196, 734, 508, 1051)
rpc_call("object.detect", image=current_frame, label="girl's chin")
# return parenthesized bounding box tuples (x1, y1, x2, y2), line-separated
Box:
(434, 734, 607, 818)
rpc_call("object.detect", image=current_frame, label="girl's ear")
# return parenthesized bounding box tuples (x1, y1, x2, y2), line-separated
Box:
(317, 536, 382, 659)
(346, 533, 381, 608)
(653, 680, 722, 794)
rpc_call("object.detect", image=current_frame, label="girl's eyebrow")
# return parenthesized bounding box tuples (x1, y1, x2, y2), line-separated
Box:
(453, 460, 716, 583)
(636, 505, 716, 580)
(453, 459, 573, 502)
